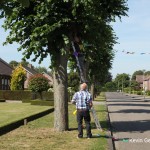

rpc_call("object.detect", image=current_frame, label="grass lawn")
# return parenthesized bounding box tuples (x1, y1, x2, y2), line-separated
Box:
(0, 103, 52, 127)
(94, 92, 106, 102)
(0, 103, 109, 150)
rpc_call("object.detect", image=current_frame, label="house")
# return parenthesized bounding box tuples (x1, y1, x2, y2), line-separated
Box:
(136, 75, 150, 91)
(23, 64, 53, 89)
(0, 58, 13, 90)
(23, 64, 38, 89)
(42, 72, 53, 87)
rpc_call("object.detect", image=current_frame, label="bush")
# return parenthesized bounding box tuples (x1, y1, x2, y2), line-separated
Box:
(137, 91, 142, 95)
(146, 91, 150, 96)
(28, 74, 50, 99)
(31, 100, 54, 106)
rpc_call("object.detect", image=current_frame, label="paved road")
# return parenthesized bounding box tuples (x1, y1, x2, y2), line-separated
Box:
(106, 92, 150, 150)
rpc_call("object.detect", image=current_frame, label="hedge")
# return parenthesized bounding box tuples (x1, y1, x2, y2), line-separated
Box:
(31, 100, 54, 106)
(0, 90, 54, 101)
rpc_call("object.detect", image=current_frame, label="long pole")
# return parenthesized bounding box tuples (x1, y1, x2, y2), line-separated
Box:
(122, 78, 124, 94)
(143, 70, 145, 101)
(71, 41, 86, 83)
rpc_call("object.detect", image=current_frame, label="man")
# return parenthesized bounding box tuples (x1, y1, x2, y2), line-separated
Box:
(71, 83, 93, 139)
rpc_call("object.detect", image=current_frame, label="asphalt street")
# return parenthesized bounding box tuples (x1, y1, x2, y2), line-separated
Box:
(106, 92, 150, 150)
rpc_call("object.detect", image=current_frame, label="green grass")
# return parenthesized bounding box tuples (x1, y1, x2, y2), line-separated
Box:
(94, 92, 106, 102)
(0, 103, 52, 127)
(0, 104, 108, 150)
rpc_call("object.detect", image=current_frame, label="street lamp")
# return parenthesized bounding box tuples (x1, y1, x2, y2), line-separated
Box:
(129, 75, 131, 96)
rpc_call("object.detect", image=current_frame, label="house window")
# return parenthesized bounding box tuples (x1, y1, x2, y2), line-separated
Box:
(5, 79, 8, 85)
(2, 79, 4, 84)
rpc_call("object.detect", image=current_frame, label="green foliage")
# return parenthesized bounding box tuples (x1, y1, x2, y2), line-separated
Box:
(0, 0, 128, 67)
(28, 74, 50, 99)
(68, 72, 80, 92)
(0, 90, 54, 100)
(132, 70, 143, 80)
(10, 64, 26, 90)
(9, 60, 19, 68)
(35, 66, 49, 74)
(114, 73, 130, 88)
(104, 81, 117, 91)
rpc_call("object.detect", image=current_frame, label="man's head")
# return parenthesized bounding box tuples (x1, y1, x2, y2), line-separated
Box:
(80, 83, 87, 90)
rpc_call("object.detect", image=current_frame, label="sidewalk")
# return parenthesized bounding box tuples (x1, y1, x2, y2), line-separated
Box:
(106, 92, 150, 150)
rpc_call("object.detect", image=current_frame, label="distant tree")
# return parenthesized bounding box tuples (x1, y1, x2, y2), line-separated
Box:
(9, 60, 19, 68)
(10, 64, 26, 90)
(132, 70, 143, 80)
(28, 74, 50, 100)
(145, 71, 150, 75)
(21, 60, 30, 67)
(35, 66, 48, 74)
(115, 73, 130, 88)
(104, 81, 117, 91)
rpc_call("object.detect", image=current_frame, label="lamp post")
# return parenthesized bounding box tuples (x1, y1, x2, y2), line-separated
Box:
(122, 78, 124, 94)
(129, 75, 131, 96)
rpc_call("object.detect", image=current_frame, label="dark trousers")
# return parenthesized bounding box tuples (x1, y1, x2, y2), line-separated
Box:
(77, 110, 92, 138)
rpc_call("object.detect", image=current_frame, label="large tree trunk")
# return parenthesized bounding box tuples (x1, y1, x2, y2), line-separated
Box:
(91, 83, 95, 101)
(53, 52, 68, 131)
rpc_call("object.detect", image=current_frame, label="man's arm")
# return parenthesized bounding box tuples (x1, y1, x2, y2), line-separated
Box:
(71, 93, 77, 105)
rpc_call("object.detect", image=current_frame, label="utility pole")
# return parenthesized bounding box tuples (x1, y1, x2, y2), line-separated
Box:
(129, 75, 131, 96)
(122, 78, 124, 94)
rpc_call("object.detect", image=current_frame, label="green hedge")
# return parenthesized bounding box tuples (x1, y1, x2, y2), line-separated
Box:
(31, 100, 54, 106)
(0, 90, 54, 101)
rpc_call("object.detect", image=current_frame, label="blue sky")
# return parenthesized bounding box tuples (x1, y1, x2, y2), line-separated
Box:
(0, 0, 150, 78)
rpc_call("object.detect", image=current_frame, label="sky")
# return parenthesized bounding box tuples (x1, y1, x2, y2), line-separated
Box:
(0, 0, 150, 78)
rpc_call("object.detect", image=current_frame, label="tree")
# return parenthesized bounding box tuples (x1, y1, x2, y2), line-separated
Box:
(145, 71, 150, 75)
(104, 82, 117, 91)
(115, 73, 130, 89)
(10, 64, 26, 90)
(28, 74, 50, 100)
(132, 70, 143, 80)
(0, 0, 128, 131)
(35, 66, 48, 74)
(9, 60, 19, 68)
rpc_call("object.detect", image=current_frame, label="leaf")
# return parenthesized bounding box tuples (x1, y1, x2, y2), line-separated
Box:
(18, 0, 30, 7)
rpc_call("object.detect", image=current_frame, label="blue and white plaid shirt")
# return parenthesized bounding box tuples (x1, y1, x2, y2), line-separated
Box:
(72, 90, 92, 110)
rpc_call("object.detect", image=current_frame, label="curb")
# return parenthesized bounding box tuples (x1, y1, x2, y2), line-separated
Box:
(106, 101, 116, 150)
(0, 108, 54, 136)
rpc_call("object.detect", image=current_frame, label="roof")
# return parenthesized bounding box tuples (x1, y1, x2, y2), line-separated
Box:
(136, 75, 150, 83)
(23, 65, 38, 75)
(0, 58, 13, 76)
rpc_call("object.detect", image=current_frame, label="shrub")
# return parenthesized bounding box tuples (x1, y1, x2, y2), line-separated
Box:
(28, 74, 50, 99)
(0, 90, 54, 100)
(10, 64, 26, 90)
(137, 91, 142, 95)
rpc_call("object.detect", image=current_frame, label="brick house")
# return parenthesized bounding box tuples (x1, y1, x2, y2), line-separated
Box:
(0, 58, 13, 90)
(42, 72, 53, 87)
(136, 75, 150, 91)
(23, 64, 38, 89)
(23, 65, 53, 89)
